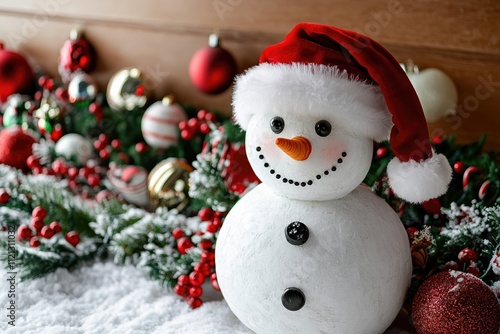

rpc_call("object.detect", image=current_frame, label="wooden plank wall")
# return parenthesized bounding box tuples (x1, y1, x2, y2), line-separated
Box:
(1, 0, 499, 149)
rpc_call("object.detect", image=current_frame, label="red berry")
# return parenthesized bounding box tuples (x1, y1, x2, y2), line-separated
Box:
(67, 167, 79, 180)
(197, 110, 207, 120)
(177, 274, 190, 286)
(51, 124, 64, 142)
(189, 271, 205, 286)
(26, 155, 41, 169)
(201, 250, 215, 263)
(40, 226, 55, 239)
(49, 221, 62, 234)
(174, 284, 187, 296)
(111, 139, 122, 149)
(180, 129, 194, 140)
(178, 120, 188, 131)
(172, 228, 185, 239)
(45, 78, 55, 91)
(187, 118, 201, 132)
(94, 140, 105, 151)
(194, 262, 211, 277)
(198, 208, 214, 222)
(135, 142, 149, 153)
(98, 133, 109, 145)
(432, 134, 444, 145)
(376, 147, 388, 158)
(55, 87, 68, 100)
(32, 206, 47, 220)
(31, 218, 44, 231)
(188, 297, 202, 309)
(422, 198, 442, 216)
(117, 152, 131, 164)
(212, 217, 222, 229)
(38, 76, 48, 87)
(17, 224, 32, 239)
(206, 223, 218, 234)
(30, 236, 41, 248)
(199, 123, 211, 135)
(0, 189, 10, 204)
(210, 273, 220, 291)
(204, 112, 217, 122)
(453, 161, 465, 174)
(87, 174, 101, 188)
(52, 159, 67, 175)
(189, 286, 203, 298)
(458, 248, 477, 265)
(199, 239, 213, 251)
(65, 231, 80, 247)
(466, 263, 480, 277)
(177, 237, 194, 254)
(443, 261, 459, 271)
(99, 149, 111, 160)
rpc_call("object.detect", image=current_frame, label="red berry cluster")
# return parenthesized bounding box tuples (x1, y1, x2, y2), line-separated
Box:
(88, 102, 104, 122)
(26, 155, 108, 199)
(171, 207, 225, 309)
(443, 248, 480, 276)
(17, 206, 80, 248)
(179, 110, 217, 140)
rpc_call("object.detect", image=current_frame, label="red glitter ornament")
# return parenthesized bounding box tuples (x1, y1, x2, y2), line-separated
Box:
(0, 43, 34, 102)
(58, 29, 96, 82)
(412, 271, 500, 334)
(0, 127, 36, 170)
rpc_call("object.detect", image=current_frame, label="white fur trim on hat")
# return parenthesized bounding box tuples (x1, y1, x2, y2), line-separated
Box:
(387, 152, 453, 203)
(232, 63, 392, 141)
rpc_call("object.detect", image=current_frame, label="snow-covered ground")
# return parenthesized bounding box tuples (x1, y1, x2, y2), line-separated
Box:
(0, 262, 251, 334)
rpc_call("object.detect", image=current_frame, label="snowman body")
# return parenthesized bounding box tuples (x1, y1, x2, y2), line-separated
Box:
(216, 183, 411, 333)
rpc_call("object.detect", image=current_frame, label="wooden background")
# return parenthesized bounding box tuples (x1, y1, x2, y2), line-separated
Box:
(1, 0, 499, 149)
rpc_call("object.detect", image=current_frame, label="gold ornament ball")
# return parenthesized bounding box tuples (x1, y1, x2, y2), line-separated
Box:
(106, 67, 149, 111)
(148, 158, 194, 211)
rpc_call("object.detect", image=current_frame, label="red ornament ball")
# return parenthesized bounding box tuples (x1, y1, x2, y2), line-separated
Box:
(412, 271, 500, 334)
(189, 35, 237, 95)
(0, 43, 34, 102)
(421, 198, 442, 216)
(453, 161, 465, 174)
(0, 127, 36, 170)
(58, 30, 96, 82)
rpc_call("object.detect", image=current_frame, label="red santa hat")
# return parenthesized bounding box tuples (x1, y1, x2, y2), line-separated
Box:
(232, 22, 452, 203)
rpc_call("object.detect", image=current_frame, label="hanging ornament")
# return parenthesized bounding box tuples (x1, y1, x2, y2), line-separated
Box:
(107, 165, 150, 208)
(54, 133, 93, 165)
(0, 42, 34, 102)
(1, 94, 33, 128)
(141, 95, 187, 149)
(0, 126, 37, 170)
(67, 72, 98, 104)
(412, 271, 500, 334)
(106, 67, 149, 111)
(402, 60, 458, 123)
(58, 29, 96, 83)
(189, 33, 237, 94)
(148, 158, 193, 211)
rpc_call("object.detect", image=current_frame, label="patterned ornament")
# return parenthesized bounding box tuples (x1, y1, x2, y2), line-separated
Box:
(67, 72, 98, 104)
(108, 165, 150, 208)
(189, 33, 237, 94)
(1, 94, 33, 128)
(141, 95, 187, 149)
(0, 126, 36, 170)
(0, 42, 34, 102)
(54, 133, 93, 165)
(58, 29, 96, 83)
(412, 271, 500, 334)
(106, 68, 149, 111)
(148, 158, 193, 211)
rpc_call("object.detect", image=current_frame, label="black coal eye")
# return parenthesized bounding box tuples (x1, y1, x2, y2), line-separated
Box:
(315, 120, 332, 137)
(270, 116, 285, 134)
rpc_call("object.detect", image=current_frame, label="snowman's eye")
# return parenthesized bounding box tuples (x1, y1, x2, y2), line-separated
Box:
(315, 120, 332, 137)
(270, 116, 285, 134)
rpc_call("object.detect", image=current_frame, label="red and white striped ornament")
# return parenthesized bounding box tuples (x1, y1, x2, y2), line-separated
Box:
(141, 96, 187, 149)
(108, 165, 150, 208)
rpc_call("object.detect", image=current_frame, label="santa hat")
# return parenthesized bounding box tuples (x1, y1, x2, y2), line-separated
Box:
(232, 22, 452, 203)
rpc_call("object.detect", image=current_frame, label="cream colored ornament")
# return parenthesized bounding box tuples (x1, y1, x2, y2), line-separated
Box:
(403, 60, 458, 123)
(54, 133, 93, 165)
(106, 67, 149, 111)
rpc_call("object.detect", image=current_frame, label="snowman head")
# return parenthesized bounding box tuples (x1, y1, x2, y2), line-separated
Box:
(233, 23, 453, 203)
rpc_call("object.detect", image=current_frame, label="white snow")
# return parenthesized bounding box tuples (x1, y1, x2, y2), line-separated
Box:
(0, 262, 251, 334)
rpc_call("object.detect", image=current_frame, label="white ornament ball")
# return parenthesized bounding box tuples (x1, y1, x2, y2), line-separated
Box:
(141, 98, 187, 149)
(407, 68, 458, 123)
(68, 72, 98, 103)
(216, 184, 412, 334)
(107, 165, 150, 208)
(54, 133, 93, 165)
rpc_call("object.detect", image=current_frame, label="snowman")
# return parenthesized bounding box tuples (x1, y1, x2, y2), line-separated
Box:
(215, 23, 452, 334)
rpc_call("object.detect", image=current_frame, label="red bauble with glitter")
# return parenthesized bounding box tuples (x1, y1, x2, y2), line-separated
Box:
(58, 29, 96, 83)
(0, 127, 36, 170)
(412, 271, 500, 334)
(189, 34, 237, 95)
(0, 43, 34, 102)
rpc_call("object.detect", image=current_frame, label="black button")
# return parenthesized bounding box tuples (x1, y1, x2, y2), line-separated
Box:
(282, 287, 305, 311)
(285, 222, 309, 246)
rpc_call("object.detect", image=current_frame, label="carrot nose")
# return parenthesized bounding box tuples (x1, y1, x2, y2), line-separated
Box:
(275, 136, 312, 161)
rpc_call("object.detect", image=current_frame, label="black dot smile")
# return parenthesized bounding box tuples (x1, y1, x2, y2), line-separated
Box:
(255, 146, 346, 188)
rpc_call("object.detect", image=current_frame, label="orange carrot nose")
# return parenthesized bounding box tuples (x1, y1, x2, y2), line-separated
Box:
(275, 136, 312, 161)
